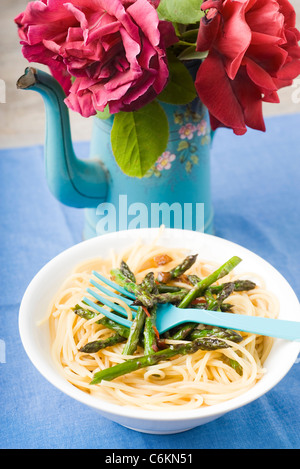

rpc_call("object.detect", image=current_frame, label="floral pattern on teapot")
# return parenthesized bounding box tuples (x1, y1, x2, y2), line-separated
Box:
(145, 105, 211, 178)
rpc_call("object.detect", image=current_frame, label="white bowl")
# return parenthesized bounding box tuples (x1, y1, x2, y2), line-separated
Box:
(19, 228, 300, 434)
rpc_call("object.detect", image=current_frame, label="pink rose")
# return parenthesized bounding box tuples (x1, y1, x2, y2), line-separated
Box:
(15, 0, 177, 117)
(195, 0, 300, 135)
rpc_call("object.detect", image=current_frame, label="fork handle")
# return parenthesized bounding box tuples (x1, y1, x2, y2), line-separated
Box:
(183, 309, 300, 342)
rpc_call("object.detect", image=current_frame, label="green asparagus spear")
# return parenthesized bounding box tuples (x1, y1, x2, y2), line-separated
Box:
(90, 336, 230, 384)
(169, 289, 218, 340)
(170, 323, 197, 340)
(120, 260, 136, 283)
(187, 276, 256, 294)
(122, 306, 146, 356)
(187, 274, 201, 285)
(116, 269, 160, 355)
(226, 279, 256, 292)
(168, 257, 242, 339)
(139, 273, 159, 353)
(203, 283, 235, 311)
(229, 359, 243, 375)
(192, 301, 209, 310)
(178, 256, 242, 309)
(204, 289, 219, 311)
(220, 303, 233, 312)
(111, 268, 154, 308)
(155, 290, 188, 304)
(99, 317, 131, 338)
(140, 272, 158, 294)
(73, 304, 98, 321)
(157, 254, 198, 283)
(169, 254, 198, 278)
(189, 326, 243, 343)
(133, 289, 188, 306)
(73, 305, 130, 338)
(143, 306, 158, 355)
(215, 282, 235, 307)
(79, 333, 126, 353)
(157, 284, 184, 293)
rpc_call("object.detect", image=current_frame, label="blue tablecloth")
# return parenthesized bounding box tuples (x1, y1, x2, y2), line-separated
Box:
(1, 113, 300, 449)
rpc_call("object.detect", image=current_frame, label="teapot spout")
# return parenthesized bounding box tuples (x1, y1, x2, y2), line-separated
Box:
(17, 67, 108, 208)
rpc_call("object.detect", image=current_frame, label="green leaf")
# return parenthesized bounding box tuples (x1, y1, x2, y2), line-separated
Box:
(111, 101, 169, 178)
(185, 161, 192, 172)
(96, 106, 111, 120)
(158, 52, 197, 105)
(158, 0, 204, 24)
(178, 47, 208, 61)
(177, 140, 189, 151)
(181, 29, 199, 42)
(191, 154, 199, 164)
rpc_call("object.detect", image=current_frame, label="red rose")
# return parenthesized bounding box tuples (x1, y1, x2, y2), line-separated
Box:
(15, 0, 176, 117)
(195, 0, 300, 135)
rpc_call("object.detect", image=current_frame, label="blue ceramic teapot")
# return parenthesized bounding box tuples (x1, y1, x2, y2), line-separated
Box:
(17, 66, 214, 239)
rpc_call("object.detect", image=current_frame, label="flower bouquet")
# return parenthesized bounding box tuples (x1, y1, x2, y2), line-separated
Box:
(15, 0, 300, 177)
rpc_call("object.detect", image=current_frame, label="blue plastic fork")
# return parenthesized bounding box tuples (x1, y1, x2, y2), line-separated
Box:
(82, 271, 300, 342)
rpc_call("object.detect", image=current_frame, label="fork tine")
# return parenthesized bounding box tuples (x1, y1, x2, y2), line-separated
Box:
(82, 296, 133, 328)
(86, 287, 135, 319)
(89, 278, 138, 311)
(92, 270, 136, 300)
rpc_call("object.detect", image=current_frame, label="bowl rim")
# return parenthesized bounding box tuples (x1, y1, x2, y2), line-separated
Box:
(19, 228, 300, 422)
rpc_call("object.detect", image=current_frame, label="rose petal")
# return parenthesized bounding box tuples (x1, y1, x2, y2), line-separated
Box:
(195, 51, 247, 135)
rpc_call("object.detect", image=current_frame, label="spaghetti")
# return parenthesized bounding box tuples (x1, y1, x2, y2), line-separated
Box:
(47, 238, 279, 410)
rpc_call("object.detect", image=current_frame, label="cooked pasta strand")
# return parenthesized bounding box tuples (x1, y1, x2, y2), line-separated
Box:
(48, 240, 278, 410)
